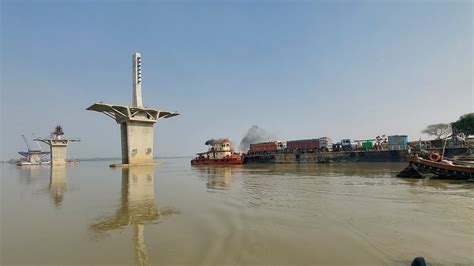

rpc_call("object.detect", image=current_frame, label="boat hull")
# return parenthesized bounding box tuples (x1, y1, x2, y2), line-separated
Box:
(244, 150, 409, 163)
(407, 155, 473, 179)
(191, 155, 243, 165)
(17, 161, 51, 166)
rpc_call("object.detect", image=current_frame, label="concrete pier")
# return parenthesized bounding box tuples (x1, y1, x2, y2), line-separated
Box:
(17, 151, 48, 165)
(35, 126, 79, 165)
(17, 135, 50, 165)
(87, 52, 178, 166)
(47, 140, 68, 165)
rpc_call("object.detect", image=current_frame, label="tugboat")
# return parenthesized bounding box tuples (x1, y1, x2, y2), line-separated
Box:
(191, 139, 243, 165)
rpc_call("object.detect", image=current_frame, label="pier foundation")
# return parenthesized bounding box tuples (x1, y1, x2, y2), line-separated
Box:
(49, 140, 68, 165)
(120, 120, 155, 165)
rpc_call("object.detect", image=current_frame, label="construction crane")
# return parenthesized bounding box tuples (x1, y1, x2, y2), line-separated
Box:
(18, 134, 50, 166)
(32, 134, 42, 151)
(21, 134, 32, 151)
(21, 134, 41, 152)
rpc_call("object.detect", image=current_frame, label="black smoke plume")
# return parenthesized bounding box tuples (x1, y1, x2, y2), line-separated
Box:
(205, 139, 228, 146)
(239, 125, 270, 152)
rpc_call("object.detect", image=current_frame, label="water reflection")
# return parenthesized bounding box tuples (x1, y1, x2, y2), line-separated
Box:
(17, 165, 49, 184)
(192, 166, 240, 190)
(49, 166, 67, 207)
(89, 166, 178, 266)
(2, 160, 473, 265)
(243, 163, 407, 178)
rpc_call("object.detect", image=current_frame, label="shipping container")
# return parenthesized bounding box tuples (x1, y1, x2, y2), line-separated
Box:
(388, 135, 408, 150)
(287, 139, 321, 151)
(361, 140, 374, 150)
(249, 142, 278, 153)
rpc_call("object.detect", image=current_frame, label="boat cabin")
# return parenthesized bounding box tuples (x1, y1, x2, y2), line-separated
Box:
(197, 139, 234, 160)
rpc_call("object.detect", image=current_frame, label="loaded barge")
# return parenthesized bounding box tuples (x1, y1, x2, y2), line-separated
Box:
(244, 149, 410, 163)
(244, 136, 410, 164)
(193, 135, 471, 165)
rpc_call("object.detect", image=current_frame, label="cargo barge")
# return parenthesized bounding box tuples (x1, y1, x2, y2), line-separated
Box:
(243, 135, 471, 164)
(244, 150, 410, 164)
(244, 136, 410, 164)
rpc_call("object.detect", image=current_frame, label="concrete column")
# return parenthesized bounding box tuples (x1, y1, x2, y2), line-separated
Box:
(86, 52, 178, 167)
(120, 121, 154, 165)
(50, 140, 68, 165)
(121, 123, 130, 164)
(29, 153, 42, 164)
(132, 53, 143, 108)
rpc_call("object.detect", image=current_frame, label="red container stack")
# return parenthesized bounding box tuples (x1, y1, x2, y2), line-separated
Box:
(249, 142, 279, 153)
(287, 139, 321, 151)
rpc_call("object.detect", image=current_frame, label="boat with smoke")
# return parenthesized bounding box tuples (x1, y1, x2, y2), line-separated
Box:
(191, 139, 243, 165)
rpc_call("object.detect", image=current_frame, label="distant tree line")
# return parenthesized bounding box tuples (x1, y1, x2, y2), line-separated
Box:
(422, 113, 473, 139)
(451, 113, 474, 136)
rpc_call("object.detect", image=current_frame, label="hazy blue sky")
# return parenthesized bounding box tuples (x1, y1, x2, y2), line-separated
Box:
(1, 0, 472, 159)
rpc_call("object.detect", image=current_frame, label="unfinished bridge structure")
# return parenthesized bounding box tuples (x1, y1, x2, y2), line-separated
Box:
(87, 52, 179, 166)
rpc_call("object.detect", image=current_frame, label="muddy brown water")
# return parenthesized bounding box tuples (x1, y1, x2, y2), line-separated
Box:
(1, 159, 473, 265)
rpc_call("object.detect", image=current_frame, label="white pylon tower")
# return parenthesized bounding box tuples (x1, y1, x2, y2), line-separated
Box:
(87, 52, 179, 166)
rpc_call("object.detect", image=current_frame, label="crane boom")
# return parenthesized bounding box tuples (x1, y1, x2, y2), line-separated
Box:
(32, 134, 42, 151)
(21, 134, 32, 151)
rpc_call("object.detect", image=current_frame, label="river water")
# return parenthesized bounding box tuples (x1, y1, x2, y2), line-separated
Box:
(1, 158, 473, 265)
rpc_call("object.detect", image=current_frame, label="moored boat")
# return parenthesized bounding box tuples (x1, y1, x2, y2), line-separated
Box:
(191, 139, 243, 165)
(403, 154, 474, 179)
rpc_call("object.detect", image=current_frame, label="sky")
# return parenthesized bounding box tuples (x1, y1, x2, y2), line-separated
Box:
(1, 0, 472, 159)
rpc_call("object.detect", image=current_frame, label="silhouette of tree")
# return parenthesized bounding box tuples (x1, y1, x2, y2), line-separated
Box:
(451, 113, 474, 136)
(422, 123, 452, 139)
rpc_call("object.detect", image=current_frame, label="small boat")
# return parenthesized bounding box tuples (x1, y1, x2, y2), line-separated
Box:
(403, 154, 474, 179)
(191, 139, 243, 165)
